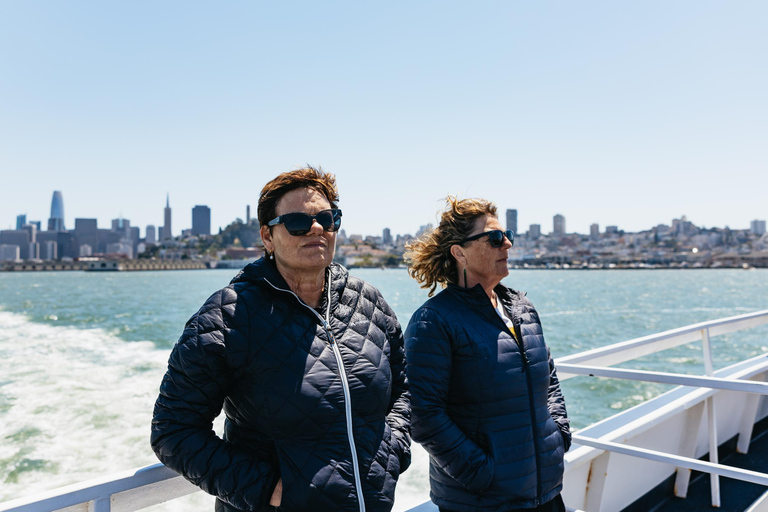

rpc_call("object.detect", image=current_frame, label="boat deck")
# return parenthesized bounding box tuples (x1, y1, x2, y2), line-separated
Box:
(624, 417, 768, 512)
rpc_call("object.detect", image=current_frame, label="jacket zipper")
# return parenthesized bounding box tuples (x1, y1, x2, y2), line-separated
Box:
(510, 311, 542, 507)
(263, 273, 366, 512)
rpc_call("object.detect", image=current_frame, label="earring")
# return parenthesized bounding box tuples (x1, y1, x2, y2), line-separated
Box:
(269, 253, 274, 260)
(463, 267, 467, 289)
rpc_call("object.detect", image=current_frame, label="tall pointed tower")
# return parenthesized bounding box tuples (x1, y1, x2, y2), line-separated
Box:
(163, 194, 172, 240)
(47, 191, 66, 231)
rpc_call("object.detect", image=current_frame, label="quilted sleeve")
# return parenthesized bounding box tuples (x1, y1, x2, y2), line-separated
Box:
(150, 288, 279, 510)
(384, 306, 412, 473)
(405, 307, 494, 494)
(546, 346, 571, 452)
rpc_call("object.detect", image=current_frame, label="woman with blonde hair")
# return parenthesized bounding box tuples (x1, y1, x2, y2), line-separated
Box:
(404, 196, 570, 512)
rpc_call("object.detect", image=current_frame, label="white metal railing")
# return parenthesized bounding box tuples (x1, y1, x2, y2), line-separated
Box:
(559, 308, 768, 509)
(1, 310, 767, 512)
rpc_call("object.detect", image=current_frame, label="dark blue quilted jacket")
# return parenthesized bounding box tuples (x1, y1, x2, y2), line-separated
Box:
(404, 283, 569, 512)
(151, 258, 411, 512)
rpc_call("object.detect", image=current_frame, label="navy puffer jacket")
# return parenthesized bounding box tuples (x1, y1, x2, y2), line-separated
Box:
(151, 258, 411, 512)
(405, 283, 569, 512)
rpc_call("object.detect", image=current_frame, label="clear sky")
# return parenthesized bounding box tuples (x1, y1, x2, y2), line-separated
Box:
(1, 1, 766, 238)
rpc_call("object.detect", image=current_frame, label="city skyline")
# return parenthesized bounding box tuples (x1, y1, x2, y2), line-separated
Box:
(4, 188, 764, 241)
(1, 3, 766, 236)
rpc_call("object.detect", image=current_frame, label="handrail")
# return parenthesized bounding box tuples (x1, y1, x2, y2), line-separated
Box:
(556, 362, 768, 394)
(571, 435, 768, 486)
(556, 309, 768, 379)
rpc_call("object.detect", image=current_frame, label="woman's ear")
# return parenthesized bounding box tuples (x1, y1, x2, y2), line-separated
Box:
(450, 244, 466, 267)
(260, 225, 273, 253)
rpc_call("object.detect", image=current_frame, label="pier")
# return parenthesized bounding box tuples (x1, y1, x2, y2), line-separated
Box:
(0, 260, 211, 272)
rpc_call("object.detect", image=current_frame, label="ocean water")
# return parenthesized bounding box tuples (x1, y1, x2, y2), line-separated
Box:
(0, 268, 767, 510)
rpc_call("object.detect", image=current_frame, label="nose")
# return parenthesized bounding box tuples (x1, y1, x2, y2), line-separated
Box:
(307, 218, 325, 235)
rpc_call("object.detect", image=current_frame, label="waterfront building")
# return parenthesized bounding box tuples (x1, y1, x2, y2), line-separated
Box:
(43, 240, 57, 260)
(28, 242, 40, 260)
(382, 228, 392, 245)
(590, 223, 600, 241)
(106, 241, 133, 259)
(506, 209, 518, 234)
(112, 218, 131, 238)
(47, 191, 66, 231)
(163, 194, 172, 240)
(74, 218, 99, 257)
(79, 244, 93, 257)
(37, 231, 74, 260)
(529, 224, 541, 240)
(0, 244, 20, 261)
(192, 205, 211, 236)
(146, 225, 157, 244)
(672, 216, 695, 237)
(751, 220, 767, 236)
(553, 214, 566, 236)
(21, 223, 37, 243)
(15, 214, 26, 230)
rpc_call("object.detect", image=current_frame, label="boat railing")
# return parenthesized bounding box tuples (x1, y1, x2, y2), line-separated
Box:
(557, 308, 768, 511)
(1, 309, 767, 512)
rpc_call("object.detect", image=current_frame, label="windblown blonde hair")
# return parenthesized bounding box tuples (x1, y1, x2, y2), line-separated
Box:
(404, 196, 497, 296)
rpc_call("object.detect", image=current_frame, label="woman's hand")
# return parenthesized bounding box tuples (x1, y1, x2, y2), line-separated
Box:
(269, 478, 282, 506)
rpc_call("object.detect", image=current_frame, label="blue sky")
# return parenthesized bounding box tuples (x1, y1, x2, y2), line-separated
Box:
(1, 2, 766, 237)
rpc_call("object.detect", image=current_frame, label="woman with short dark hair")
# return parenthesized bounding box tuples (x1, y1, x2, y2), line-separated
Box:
(151, 166, 411, 512)
(404, 196, 570, 512)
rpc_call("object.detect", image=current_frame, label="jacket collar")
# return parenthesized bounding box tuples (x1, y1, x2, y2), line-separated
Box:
(231, 257, 348, 313)
(230, 256, 290, 289)
(445, 281, 524, 317)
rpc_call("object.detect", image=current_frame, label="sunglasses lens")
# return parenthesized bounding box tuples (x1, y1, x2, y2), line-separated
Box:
(315, 210, 335, 231)
(283, 214, 313, 236)
(487, 230, 515, 247)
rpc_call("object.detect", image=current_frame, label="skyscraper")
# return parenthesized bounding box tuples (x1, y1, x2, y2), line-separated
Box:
(47, 191, 66, 231)
(590, 223, 600, 240)
(192, 205, 211, 236)
(506, 209, 518, 234)
(163, 194, 172, 240)
(16, 214, 26, 230)
(553, 214, 566, 236)
(146, 225, 157, 244)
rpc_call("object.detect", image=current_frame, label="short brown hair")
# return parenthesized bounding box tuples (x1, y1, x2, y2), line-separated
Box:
(257, 165, 340, 228)
(404, 196, 497, 296)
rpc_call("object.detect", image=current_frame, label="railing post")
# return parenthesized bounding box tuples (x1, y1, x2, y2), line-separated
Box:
(702, 327, 720, 508)
(738, 372, 766, 454)
(88, 497, 110, 512)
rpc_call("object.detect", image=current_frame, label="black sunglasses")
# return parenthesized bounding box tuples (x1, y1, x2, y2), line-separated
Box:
(267, 208, 342, 236)
(460, 229, 515, 248)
